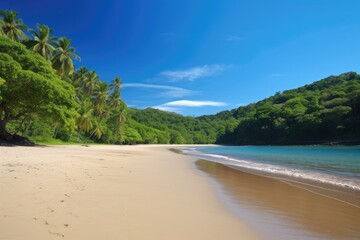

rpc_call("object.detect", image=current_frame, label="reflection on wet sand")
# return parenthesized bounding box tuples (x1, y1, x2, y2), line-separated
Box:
(196, 159, 360, 240)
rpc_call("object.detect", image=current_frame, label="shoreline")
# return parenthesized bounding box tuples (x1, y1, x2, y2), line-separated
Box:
(183, 145, 360, 193)
(0, 145, 258, 240)
(227, 164, 360, 207)
(195, 159, 360, 240)
(217, 140, 360, 146)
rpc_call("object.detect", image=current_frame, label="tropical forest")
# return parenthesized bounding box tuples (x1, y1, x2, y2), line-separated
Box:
(0, 9, 359, 146)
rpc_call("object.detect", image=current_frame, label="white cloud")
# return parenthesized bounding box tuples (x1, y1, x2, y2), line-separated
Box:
(162, 100, 227, 107)
(153, 100, 227, 113)
(123, 83, 196, 98)
(159, 64, 227, 82)
(152, 100, 227, 113)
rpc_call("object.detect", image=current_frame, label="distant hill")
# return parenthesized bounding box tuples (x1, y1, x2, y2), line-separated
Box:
(127, 72, 360, 145)
(124, 108, 238, 144)
(221, 72, 360, 145)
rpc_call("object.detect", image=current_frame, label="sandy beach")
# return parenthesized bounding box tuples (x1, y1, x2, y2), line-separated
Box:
(0, 145, 258, 240)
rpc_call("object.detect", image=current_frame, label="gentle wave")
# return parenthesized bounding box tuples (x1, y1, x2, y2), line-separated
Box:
(184, 149, 360, 191)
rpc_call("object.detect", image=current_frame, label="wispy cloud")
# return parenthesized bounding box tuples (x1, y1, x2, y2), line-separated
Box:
(153, 106, 183, 113)
(123, 83, 196, 98)
(159, 64, 227, 82)
(153, 100, 227, 113)
(226, 35, 242, 42)
(161, 100, 227, 107)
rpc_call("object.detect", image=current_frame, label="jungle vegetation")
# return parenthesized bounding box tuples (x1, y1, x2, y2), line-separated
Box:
(0, 9, 126, 144)
(126, 72, 360, 145)
(1, 9, 359, 145)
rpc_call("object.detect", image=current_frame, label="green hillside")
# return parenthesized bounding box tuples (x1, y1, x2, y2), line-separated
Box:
(222, 72, 360, 144)
(124, 108, 238, 144)
(128, 72, 360, 145)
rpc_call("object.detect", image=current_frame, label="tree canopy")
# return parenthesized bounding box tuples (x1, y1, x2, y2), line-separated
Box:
(0, 36, 78, 137)
(0, 9, 126, 145)
(25, 24, 57, 60)
(219, 72, 360, 145)
(124, 72, 360, 145)
(0, 9, 28, 42)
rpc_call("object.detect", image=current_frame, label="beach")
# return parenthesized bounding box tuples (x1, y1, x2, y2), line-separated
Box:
(0, 145, 258, 240)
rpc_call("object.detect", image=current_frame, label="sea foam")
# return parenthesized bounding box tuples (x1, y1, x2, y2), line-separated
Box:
(184, 148, 360, 191)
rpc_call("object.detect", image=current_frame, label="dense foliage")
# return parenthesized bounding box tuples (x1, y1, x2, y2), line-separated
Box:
(0, 37, 78, 137)
(0, 10, 126, 144)
(125, 107, 240, 144)
(1, 9, 359, 145)
(221, 72, 360, 144)
(126, 72, 360, 145)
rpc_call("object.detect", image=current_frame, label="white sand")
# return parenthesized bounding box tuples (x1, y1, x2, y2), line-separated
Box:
(0, 145, 258, 240)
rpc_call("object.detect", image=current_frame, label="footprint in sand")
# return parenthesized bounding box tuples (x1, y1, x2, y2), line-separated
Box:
(43, 219, 58, 227)
(48, 231, 64, 238)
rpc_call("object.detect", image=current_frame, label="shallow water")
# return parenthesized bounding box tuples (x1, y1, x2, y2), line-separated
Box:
(195, 160, 360, 240)
(185, 146, 360, 192)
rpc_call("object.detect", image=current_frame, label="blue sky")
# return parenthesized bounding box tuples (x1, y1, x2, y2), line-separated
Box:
(3, 0, 360, 116)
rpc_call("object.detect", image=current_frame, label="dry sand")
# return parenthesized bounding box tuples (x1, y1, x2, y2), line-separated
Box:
(0, 145, 258, 240)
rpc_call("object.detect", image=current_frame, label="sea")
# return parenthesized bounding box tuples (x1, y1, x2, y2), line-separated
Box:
(183, 145, 360, 239)
(184, 145, 360, 192)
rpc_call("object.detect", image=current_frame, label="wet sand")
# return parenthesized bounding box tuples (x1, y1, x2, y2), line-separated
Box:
(196, 159, 360, 240)
(0, 145, 258, 240)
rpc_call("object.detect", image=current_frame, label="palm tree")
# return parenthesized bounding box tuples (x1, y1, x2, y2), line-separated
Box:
(51, 37, 80, 78)
(0, 21, 4, 36)
(90, 117, 105, 139)
(26, 24, 57, 60)
(110, 77, 123, 97)
(110, 104, 126, 143)
(93, 82, 109, 115)
(112, 103, 126, 129)
(0, 10, 28, 42)
(76, 100, 94, 133)
(109, 95, 122, 109)
(99, 107, 112, 120)
(109, 76, 123, 108)
(84, 70, 99, 95)
(74, 67, 89, 88)
(72, 67, 89, 100)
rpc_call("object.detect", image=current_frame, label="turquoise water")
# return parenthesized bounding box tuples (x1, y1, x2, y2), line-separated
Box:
(185, 146, 360, 190)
